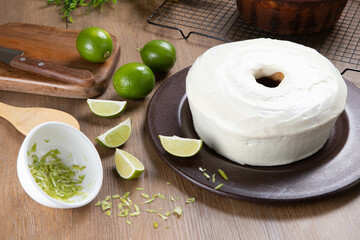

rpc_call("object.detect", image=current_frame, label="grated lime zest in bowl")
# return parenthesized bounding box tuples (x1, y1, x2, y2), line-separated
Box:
(27, 143, 86, 202)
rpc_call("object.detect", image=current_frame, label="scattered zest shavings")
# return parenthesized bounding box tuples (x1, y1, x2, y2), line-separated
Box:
(141, 193, 151, 199)
(166, 182, 171, 185)
(126, 220, 131, 225)
(153, 221, 158, 229)
(186, 198, 196, 204)
(214, 183, 224, 190)
(158, 213, 168, 221)
(130, 211, 141, 217)
(118, 208, 130, 217)
(218, 169, 229, 180)
(95, 201, 101, 207)
(146, 209, 157, 213)
(112, 194, 121, 199)
(199, 167, 205, 172)
(173, 206, 183, 217)
(136, 188, 144, 191)
(170, 196, 176, 202)
(203, 172, 210, 179)
(212, 174, 216, 183)
(105, 210, 111, 216)
(101, 201, 112, 211)
(28, 145, 86, 201)
(105, 195, 111, 201)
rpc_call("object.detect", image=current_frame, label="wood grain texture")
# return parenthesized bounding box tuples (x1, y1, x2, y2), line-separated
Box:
(0, 23, 120, 98)
(0, 0, 360, 240)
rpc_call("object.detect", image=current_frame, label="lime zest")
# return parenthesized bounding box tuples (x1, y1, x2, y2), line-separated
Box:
(105, 210, 111, 216)
(186, 198, 196, 204)
(203, 172, 210, 179)
(117, 209, 130, 217)
(199, 167, 205, 172)
(130, 211, 141, 217)
(166, 182, 171, 185)
(214, 183, 224, 190)
(118, 203, 124, 210)
(153, 221, 159, 229)
(141, 193, 150, 199)
(142, 197, 155, 204)
(173, 206, 183, 217)
(146, 209, 157, 213)
(105, 195, 111, 201)
(170, 196, 176, 202)
(218, 169, 229, 181)
(212, 174, 216, 183)
(126, 220, 132, 225)
(101, 201, 112, 211)
(134, 204, 140, 212)
(95, 201, 101, 207)
(112, 194, 121, 199)
(136, 187, 144, 191)
(28, 147, 85, 201)
(165, 212, 172, 217)
(157, 193, 166, 199)
(158, 213, 168, 221)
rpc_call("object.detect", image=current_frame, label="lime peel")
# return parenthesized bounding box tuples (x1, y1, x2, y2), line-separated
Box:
(218, 169, 229, 181)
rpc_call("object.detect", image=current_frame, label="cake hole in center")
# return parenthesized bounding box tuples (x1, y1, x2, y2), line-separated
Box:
(256, 72, 284, 88)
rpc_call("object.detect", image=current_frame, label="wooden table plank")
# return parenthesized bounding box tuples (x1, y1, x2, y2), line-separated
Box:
(1, 1, 360, 239)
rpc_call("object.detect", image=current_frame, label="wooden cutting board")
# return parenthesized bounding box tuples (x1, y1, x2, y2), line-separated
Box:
(0, 23, 120, 99)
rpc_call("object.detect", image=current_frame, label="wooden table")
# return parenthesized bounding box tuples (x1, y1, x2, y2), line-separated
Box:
(1, 1, 359, 239)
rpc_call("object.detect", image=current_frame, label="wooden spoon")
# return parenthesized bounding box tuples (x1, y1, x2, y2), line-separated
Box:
(0, 102, 80, 135)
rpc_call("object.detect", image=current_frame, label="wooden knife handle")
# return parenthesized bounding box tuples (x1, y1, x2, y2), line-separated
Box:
(10, 55, 94, 86)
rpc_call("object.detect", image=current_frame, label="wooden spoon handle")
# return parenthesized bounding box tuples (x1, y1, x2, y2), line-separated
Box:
(0, 101, 18, 119)
(10, 55, 94, 86)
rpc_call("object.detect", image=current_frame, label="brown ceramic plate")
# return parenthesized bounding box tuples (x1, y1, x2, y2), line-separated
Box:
(146, 66, 360, 202)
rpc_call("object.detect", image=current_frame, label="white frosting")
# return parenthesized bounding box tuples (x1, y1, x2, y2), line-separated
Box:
(186, 39, 347, 166)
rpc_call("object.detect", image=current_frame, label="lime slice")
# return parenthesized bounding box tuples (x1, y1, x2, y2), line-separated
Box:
(87, 99, 127, 118)
(115, 149, 145, 179)
(96, 118, 132, 148)
(158, 135, 203, 157)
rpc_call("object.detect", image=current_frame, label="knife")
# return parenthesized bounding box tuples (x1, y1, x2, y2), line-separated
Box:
(0, 46, 94, 86)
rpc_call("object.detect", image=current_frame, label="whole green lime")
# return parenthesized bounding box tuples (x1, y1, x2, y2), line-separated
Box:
(113, 63, 155, 99)
(139, 40, 176, 72)
(76, 27, 113, 63)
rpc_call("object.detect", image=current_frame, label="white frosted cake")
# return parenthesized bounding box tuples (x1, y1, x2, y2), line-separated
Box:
(186, 39, 347, 166)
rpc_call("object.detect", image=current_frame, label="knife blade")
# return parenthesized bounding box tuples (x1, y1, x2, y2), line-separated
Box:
(0, 46, 94, 86)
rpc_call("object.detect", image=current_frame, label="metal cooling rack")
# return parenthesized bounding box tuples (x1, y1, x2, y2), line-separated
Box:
(147, 0, 360, 69)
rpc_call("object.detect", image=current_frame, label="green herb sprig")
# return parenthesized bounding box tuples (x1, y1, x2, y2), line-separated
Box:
(47, 0, 117, 23)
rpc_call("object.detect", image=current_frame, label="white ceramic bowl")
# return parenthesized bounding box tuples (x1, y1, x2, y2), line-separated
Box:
(17, 122, 103, 208)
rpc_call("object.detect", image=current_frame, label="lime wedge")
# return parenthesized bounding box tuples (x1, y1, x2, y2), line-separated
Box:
(158, 135, 203, 157)
(87, 99, 127, 118)
(115, 149, 145, 179)
(96, 118, 132, 148)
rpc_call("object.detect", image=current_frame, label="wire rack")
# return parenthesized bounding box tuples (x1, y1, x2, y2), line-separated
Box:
(147, 0, 360, 69)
